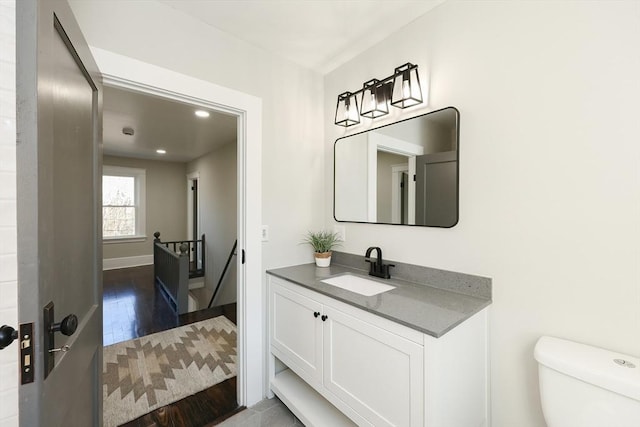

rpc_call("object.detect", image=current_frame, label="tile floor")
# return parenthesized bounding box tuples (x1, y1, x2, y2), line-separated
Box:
(216, 397, 303, 427)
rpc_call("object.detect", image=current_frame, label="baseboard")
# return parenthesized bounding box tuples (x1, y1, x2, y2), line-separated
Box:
(189, 278, 205, 289)
(103, 255, 153, 271)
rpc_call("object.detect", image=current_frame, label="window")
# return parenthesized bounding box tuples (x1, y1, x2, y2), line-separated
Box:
(103, 166, 146, 241)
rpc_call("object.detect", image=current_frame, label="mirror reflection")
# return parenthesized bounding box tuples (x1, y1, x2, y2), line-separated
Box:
(334, 107, 459, 227)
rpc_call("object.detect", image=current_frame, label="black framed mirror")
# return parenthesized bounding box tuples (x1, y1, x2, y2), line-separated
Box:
(334, 107, 459, 227)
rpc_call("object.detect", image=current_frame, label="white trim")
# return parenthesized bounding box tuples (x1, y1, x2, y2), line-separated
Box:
(103, 235, 147, 244)
(367, 132, 421, 225)
(366, 139, 377, 222)
(188, 278, 205, 290)
(92, 47, 263, 407)
(186, 171, 201, 268)
(103, 255, 153, 270)
(369, 132, 424, 157)
(103, 165, 146, 177)
(391, 164, 409, 223)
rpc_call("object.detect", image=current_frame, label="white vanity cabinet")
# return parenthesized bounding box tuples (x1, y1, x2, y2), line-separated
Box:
(268, 275, 488, 427)
(322, 305, 424, 427)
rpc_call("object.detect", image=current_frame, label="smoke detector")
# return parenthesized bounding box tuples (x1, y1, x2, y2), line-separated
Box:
(122, 127, 135, 136)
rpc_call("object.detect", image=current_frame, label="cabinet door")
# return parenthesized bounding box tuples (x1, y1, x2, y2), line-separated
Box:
(270, 281, 324, 384)
(323, 306, 424, 427)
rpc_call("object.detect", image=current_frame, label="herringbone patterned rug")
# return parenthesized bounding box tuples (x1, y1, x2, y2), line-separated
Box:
(103, 316, 237, 427)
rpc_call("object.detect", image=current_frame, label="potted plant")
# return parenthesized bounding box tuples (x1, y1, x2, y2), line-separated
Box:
(303, 230, 341, 267)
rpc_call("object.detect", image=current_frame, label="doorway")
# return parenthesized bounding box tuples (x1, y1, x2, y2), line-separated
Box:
(95, 47, 264, 409)
(187, 172, 201, 269)
(14, 3, 262, 424)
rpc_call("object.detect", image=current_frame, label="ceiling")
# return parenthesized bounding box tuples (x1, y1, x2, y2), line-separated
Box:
(103, 0, 443, 162)
(103, 86, 237, 162)
(159, 0, 443, 73)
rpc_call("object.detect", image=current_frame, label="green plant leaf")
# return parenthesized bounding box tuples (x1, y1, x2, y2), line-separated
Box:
(302, 230, 341, 253)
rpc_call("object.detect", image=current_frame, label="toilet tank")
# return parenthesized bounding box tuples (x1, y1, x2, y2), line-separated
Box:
(534, 336, 640, 427)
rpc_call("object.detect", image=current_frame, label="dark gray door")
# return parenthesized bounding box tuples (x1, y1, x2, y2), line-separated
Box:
(415, 151, 457, 227)
(17, 0, 102, 425)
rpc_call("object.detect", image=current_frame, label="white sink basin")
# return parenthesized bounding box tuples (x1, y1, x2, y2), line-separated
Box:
(321, 274, 396, 296)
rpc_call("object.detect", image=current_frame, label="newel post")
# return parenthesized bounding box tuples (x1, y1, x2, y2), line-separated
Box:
(179, 243, 189, 256)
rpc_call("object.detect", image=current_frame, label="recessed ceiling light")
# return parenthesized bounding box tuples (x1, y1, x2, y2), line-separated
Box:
(156, 149, 166, 154)
(195, 110, 210, 118)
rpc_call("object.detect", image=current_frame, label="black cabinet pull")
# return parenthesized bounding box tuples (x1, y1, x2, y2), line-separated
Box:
(313, 311, 320, 318)
(321, 315, 328, 321)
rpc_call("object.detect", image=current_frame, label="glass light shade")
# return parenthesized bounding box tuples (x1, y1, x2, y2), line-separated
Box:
(335, 92, 360, 127)
(360, 79, 389, 119)
(391, 63, 423, 108)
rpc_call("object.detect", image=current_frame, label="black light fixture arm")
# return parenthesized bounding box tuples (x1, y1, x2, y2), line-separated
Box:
(347, 74, 396, 100)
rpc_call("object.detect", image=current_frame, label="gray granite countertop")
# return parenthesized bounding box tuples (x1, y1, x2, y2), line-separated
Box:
(267, 259, 492, 338)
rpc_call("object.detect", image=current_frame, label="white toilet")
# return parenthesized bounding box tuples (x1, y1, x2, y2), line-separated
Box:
(534, 336, 640, 427)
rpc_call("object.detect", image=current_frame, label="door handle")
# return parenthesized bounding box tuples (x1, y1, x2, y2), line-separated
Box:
(1, 323, 35, 384)
(51, 314, 78, 336)
(0, 325, 18, 350)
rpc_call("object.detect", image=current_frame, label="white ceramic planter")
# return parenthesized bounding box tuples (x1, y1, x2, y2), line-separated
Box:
(314, 252, 332, 267)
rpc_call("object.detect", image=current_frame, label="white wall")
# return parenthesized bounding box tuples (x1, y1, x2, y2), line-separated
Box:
(0, 1, 18, 425)
(334, 132, 369, 221)
(68, 0, 326, 274)
(187, 142, 238, 306)
(325, 2, 640, 426)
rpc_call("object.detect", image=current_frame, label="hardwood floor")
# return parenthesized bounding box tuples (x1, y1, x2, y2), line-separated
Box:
(121, 377, 243, 427)
(103, 265, 235, 345)
(103, 265, 240, 427)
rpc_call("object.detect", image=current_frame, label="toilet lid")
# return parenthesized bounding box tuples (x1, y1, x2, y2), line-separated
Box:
(535, 336, 640, 401)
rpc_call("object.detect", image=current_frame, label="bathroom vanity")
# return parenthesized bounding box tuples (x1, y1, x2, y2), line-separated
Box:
(266, 255, 491, 427)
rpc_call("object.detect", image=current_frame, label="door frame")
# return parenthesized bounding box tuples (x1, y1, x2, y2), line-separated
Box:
(93, 47, 263, 407)
(391, 163, 409, 223)
(186, 171, 201, 267)
(368, 132, 421, 225)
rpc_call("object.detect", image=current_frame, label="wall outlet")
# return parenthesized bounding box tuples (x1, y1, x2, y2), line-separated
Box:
(261, 225, 269, 242)
(333, 225, 346, 242)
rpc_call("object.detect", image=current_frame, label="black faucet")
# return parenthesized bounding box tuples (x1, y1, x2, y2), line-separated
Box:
(364, 247, 395, 279)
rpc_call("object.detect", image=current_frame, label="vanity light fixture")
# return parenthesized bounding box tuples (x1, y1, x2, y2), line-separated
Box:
(195, 110, 210, 118)
(334, 92, 360, 127)
(334, 62, 423, 127)
(156, 149, 166, 154)
(391, 63, 422, 108)
(360, 78, 389, 119)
